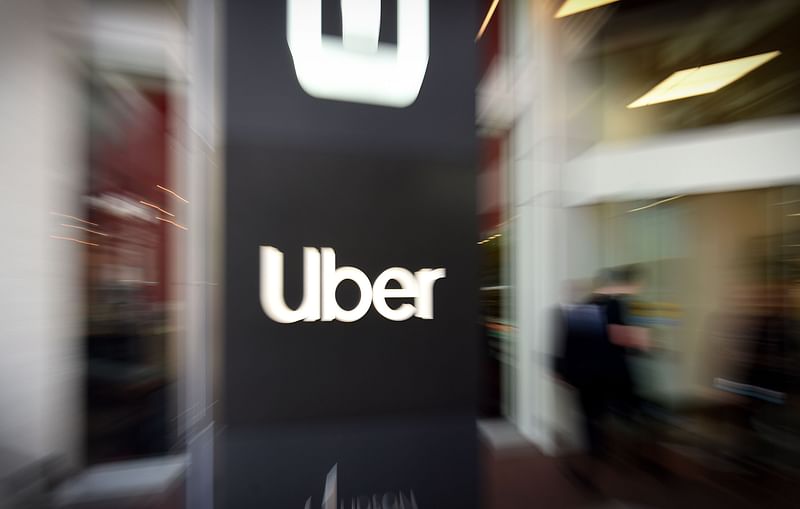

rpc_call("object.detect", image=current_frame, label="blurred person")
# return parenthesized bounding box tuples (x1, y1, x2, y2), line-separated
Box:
(554, 265, 651, 490)
(586, 265, 651, 417)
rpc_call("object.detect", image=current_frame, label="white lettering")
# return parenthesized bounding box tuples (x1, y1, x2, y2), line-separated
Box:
(259, 246, 445, 322)
(414, 268, 446, 319)
(321, 248, 373, 322)
(372, 267, 419, 321)
(260, 246, 321, 323)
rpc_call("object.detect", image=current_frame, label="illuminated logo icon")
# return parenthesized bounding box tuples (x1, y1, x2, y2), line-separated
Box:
(287, 0, 430, 107)
(260, 246, 446, 323)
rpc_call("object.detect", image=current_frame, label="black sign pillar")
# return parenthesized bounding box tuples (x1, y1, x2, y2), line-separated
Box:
(223, 1, 478, 507)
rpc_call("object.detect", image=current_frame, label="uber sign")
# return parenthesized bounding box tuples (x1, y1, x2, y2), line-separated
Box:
(260, 246, 446, 322)
(223, 1, 477, 508)
(287, 0, 430, 107)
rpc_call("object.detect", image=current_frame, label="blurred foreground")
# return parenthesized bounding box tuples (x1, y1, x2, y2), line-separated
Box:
(2, 0, 800, 508)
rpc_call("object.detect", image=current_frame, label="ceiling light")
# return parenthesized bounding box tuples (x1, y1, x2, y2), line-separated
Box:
(139, 200, 175, 217)
(61, 224, 109, 237)
(627, 195, 685, 213)
(51, 235, 99, 247)
(50, 212, 98, 227)
(157, 184, 189, 203)
(156, 217, 188, 230)
(555, 0, 620, 18)
(476, 0, 500, 41)
(627, 51, 781, 108)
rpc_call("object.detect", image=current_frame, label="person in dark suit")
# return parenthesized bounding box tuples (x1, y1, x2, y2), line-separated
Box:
(555, 266, 650, 488)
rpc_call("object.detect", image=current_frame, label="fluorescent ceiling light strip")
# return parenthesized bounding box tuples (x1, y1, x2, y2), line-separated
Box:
(628, 51, 781, 108)
(555, 0, 620, 18)
(157, 216, 188, 230)
(476, 0, 500, 41)
(139, 200, 175, 217)
(157, 184, 189, 203)
(627, 194, 685, 213)
(51, 235, 99, 247)
(61, 224, 109, 236)
(50, 212, 98, 227)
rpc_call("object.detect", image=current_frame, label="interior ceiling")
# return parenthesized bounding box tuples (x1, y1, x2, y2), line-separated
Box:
(568, 0, 800, 139)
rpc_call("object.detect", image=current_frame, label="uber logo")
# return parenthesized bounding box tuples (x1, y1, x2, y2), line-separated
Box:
(286, 0, 430, 107)
(260, 246, 446, 323)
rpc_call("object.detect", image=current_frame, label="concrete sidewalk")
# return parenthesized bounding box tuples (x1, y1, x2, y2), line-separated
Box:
(479, 419, 794, 509)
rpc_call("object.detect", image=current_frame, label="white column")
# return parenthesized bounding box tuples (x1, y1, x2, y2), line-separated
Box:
(184, 1, 219, 508)
(511, 0, 568, 453)
(0, 0, 86, 469)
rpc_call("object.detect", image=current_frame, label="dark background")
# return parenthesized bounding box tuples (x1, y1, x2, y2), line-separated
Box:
(223, 1, 478, 507)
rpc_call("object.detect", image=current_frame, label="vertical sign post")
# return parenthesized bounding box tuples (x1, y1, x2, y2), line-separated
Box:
(223, 1, 477, 507)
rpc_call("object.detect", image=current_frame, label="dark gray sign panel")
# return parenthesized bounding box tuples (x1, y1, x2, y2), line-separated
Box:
(223, 1, 478, 507)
